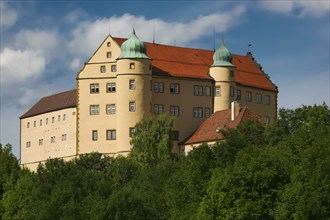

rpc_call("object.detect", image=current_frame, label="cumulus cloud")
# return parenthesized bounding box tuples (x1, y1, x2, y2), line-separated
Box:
(0, 1, 18, 28)
(63, 8, 89, 24)
(259, 0, 330, 18)
(68, 5, 246, 59)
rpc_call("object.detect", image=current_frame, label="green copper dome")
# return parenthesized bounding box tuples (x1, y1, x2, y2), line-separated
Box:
(118, 29, 150, 59)
(212, 41, 235, 67)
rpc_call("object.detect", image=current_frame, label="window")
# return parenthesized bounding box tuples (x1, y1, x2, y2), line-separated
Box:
(129, 63, 135, 69)
(62, 134, 67, 141)
(215, 86, 221, 96)
(111, 65, 117, 72)
(256, 93, 262, 104)
(100, 65, 106, 73)
(264, 116, 270, 124)
(26, 141, 31, 148)
(52, 117, 55, 123)
(154, 104, 164, 115)
(193, 107, 203, 118)
(129, 102, 136, 112)
(170, 105, 179, 116)
(246, 91, 252, 102)
(106, 52, 112, 58)
(39, 139, 43, 146)
(230, 86, 235, 97)
(107, 83, 116, 93)
(205, 107, 210, 118)
(58, 115, 61, 122)
(107, 42, 111, 47)
(265, 95, 270, 105)
(237, 90, 241, 100)
(230, 70, 234, 77)
(106, 130, 116, 140)
(170, 83, 180, 94)
(51, 136, 55, 143)
(106, 104, 116, 115)
(92, 130, 98, 141)
(90, 84, 99, 94)
(172, 130, 179, 141)
(63, 114, 66, 121)
(129, 80, 135, 90)
(90, 105, 100, 115)
(34, 121, 36, 127)
(194, 85, 203, 96)
(46, 118, 48, 125)
(205, 86, 211, 96)
(40, 119, 42, 126)
(154, 82, 164, 93)
(27, 122, 30, 128)
(129, 127, 135, 138)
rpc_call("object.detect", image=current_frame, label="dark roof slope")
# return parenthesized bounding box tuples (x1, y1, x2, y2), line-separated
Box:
(114, 38, 277, 91)
(183, 106, 264, 145)
(20, 89, 76, 119)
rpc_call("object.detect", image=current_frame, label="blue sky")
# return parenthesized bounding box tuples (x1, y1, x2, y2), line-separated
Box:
(1, 0, 329, 158)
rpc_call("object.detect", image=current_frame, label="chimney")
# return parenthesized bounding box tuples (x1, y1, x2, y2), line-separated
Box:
(231, 101, 240, 121)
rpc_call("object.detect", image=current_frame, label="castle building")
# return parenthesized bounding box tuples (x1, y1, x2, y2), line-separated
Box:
(20, 30, 278, 170)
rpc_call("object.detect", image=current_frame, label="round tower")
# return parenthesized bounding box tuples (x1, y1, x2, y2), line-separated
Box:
(209, 41, 236, 112)
(116, 29, 152, 153)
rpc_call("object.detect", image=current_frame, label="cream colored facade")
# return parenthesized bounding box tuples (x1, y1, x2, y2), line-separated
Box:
(20, 108, 77, 170)
(20, 33, 277, 170)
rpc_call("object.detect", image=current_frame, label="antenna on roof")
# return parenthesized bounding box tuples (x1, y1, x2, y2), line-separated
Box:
(153, 19, 156, 44)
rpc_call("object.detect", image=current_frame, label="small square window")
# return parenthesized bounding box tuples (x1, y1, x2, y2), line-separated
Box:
(106, 104, 116, 115)
(130, 63, 135, 69)
(154, 82, 164, 93)
(90, 105, 100, 115)
(111, 65, 117, 72)
(129, 102, 136, 112)
(92, 130, 98, 141)
(170, 105, 179, 116)
(107, 42, 111, 47)
(170, 83, 180, 94)
(90, 84, 100, 94)
(106, 52, 112, 58)
(100, 65, 106, 73)
(154, 104, 164, 115)
(107, 83, 116, 93)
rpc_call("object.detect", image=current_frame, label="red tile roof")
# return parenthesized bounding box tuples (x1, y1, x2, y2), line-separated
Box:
(183, 106, 265, 145)
(20, 90, 76, 119)
(114, 38, 277, 91)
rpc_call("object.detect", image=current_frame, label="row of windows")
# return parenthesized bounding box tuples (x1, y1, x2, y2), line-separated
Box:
(26, 134, 67, 148)
(236, 90, 270, 105)
(26, 114, 67, 128)
(90, 104, 210, 118)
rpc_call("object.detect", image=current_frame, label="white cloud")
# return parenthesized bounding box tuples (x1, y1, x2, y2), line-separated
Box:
(0, 1, 18, 28)
(0, 48, 46, 85)
(259, 0, 330, 18)
(63, 8, 88, 24)
(69, 58, 81, 71)
(68, 5, 246, 58)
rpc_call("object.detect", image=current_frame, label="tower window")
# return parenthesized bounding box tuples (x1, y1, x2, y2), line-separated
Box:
(106, 104, 116, 115)
(129, 102, 136, 112)
(215, 86, 221, 96)
(256, 93, 262, 104)
(129, 80, 135, 90)
(106, 130, 116, 140)
(246, 91, 252, 102)
(90, 84, 99, 94)
(205, 86, 211, 96)
(154, 104, 164, 115)
(100, 65, 106, 73)
(129, 63, 135, 69)
(90, 105, 100, 115)
(170, 83, 180, 94)
(154, 82, 164, 93)
(107, 83, 116, 92)
(193, 107, 203, 118)
(194, 85, 203, 96)
(237, 90, 241, 100)
(106, 52, 112, 58)
(92, 130, 98, 141)
(111, 65, 117, 72)
(205, 107, 210, 118)
(230, 86, 235, 97)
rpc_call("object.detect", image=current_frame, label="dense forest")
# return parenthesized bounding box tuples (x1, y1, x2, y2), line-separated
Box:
(0, 105, 329, 219)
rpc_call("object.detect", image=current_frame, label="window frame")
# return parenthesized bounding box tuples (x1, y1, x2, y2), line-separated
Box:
(129, 79, 135, 90)
(246, 91, 252, 102)
(205, 86, 211, 96)
(106, 51, 112, 58)
(193, 107, 203, 118)
(107, 83, 116, 93)
(111, 65, 117, 72)
(194, 85, 203, 96)
(205, 107, 210, 118)
(215, 86, 221, 96)
(129, 102, 136, 112)
(170, 83, 180, 94)
(169, 105, 180, 116)
(92, 130, 98, 141)
(106, 130, 116, 140)
(90, 105, 100, 115)
(154, 104, 164, 115)
(100, 65, 106, 73)
(256, 93, 262, 104)
(264, 95, 270, 105)
(237, 90, 241, 100)
(230, 86, 235, 97)
(106, 104, 116, 115)
(90, 83, 100, 94)
(129, 127, 135, 138)
(154, 82, 164, 93)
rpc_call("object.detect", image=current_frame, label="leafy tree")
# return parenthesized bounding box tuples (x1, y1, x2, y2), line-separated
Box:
(130, 114, 175, 166)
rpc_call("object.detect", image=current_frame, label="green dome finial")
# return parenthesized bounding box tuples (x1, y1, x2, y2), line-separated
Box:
(212, 40, 234, 67)
(117, 29, 150, 59)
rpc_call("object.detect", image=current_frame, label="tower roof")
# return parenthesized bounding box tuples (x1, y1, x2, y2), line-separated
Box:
(212, 41, 235, 67)
(117, 29, 150, 59)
